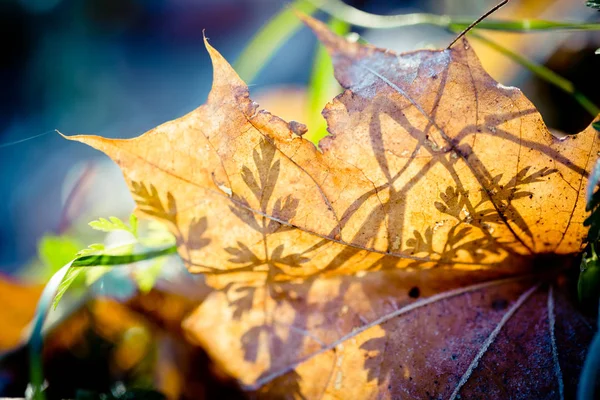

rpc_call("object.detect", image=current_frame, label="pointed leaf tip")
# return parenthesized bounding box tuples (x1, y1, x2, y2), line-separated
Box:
(203, 32, 247, 92)
(300, 14, 356, 57)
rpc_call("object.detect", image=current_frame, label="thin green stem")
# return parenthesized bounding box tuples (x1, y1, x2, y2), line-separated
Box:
(311, 0, 600, 32)
(234, 0, 318, 83)
(29, 264, 73, 400)
(72, 245, 177, 266)
(467, 31, 600, 118)
(28, 244, 178, 398)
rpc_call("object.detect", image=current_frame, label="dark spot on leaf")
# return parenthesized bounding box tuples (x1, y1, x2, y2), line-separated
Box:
(408, 287, 420, 299)
(491, 298, 508, 311)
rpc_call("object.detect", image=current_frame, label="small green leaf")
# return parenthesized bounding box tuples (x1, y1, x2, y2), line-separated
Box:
(129, 214, 139, 238)
(579, 246, 600, 311)
(89, 216, 128, 233)
(89, 215, 139, 237)
(52, 267, 85, 309)
(52, 243, 106, 308)
(579, 262, 600, 305)
(76, 243, 105, 257)
(38, 235, 82, 275)
(594, 121, 600, 131)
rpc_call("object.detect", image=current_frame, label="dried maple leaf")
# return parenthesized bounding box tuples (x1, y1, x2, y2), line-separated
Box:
(65, 16, 600, 399)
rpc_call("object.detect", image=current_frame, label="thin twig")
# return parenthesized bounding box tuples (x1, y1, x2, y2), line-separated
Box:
(447, 0, 509, 49)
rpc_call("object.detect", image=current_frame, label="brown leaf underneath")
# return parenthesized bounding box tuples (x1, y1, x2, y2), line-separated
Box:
(0, 277, 44, 351)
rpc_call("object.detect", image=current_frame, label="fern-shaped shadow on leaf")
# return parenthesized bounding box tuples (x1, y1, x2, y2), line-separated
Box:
(131, 181, 211, 254)
(219, 138, 312, 395)
(475, 166, 558, 239)
(402, 165, 556, 268)
(132, 181, 177, 224)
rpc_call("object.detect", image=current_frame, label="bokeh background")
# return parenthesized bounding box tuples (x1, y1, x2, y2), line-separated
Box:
(1, 0, 599, 273)
(1, 1, 600, 398)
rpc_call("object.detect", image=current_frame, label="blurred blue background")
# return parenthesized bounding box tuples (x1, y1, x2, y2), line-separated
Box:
(1, 0, 599, 273)
(0, 0, 425, 272)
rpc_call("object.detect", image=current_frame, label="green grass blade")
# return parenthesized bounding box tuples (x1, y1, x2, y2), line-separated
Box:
(29, 243, 179, 397)
(311, 0, 600, 32)
(71, 245, 177, 267)
(29, 263, 73, 400)
(450, 19, 600, 32)
(51, 267, 85, 310)
(234, 0, 318, 83)
(311, 0, 447, 29)
(52, 244, 177, 308)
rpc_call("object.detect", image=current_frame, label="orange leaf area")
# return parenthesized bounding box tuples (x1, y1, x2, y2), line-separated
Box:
(67, 16, 599, 399)
(0, 277, 44, 351)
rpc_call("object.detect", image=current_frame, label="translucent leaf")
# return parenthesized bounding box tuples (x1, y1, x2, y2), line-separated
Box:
(38, 235, 82, 275)
(52, 266, 85, 309)
(89, 216, 135, 235)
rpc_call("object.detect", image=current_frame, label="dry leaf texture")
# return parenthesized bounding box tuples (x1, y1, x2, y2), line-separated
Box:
(67, 16, 599, 399)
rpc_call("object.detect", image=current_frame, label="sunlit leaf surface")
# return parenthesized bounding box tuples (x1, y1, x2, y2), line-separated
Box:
(67, 15, 599, 399)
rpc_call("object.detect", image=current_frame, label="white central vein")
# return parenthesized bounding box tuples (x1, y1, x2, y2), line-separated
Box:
(244, 276, 529, 391)
(548, 285, 565, 400)
(448, 284, 540, 400)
